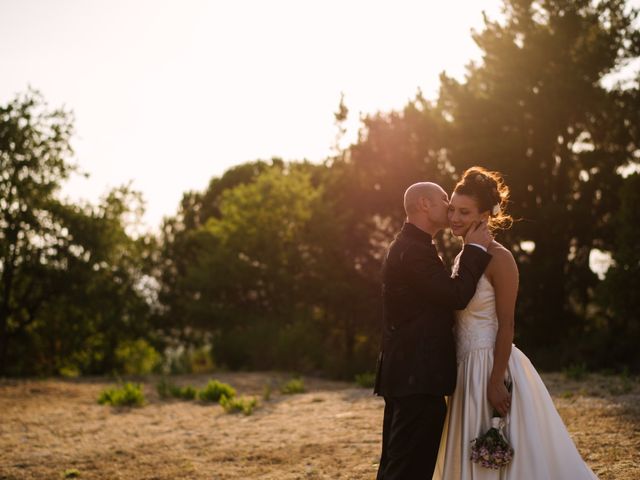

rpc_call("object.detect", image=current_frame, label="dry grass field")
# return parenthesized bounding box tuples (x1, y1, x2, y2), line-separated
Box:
(1, 371, 638, 479)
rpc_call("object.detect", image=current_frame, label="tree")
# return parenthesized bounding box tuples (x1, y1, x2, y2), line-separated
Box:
(154, 159, 283, 345)
(0, 89, 76, 373)
(597, 173, 640, 370)
(155, 160, 382, 376)
(435, 0, 640, 363)
(348, 94, 452, 231)
(36, 186, 155, 375)
(0, 90, 155, 375)
(158, 166, 327, 370)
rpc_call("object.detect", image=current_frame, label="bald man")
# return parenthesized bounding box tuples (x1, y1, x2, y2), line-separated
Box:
(374, 182, 492, 479)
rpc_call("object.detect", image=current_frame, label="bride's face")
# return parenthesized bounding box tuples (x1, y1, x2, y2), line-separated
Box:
(448, 193, 487, 237)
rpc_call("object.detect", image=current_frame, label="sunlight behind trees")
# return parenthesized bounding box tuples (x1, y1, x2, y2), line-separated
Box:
(1, 0, 639, 376)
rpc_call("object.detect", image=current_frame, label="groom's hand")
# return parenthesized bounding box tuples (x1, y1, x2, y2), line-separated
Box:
(464, 220, 492, 249)
(488, 380, 511, 417)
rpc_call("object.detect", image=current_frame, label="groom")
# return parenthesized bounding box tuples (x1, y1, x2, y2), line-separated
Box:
(374, 182, 492, 479)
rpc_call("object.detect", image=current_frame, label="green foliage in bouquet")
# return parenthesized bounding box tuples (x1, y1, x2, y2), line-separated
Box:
(470, 421, 514, 469)
(471, 380, 514, 469)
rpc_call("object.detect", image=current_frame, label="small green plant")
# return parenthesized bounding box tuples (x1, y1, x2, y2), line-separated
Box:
(262, 383, 272, 401)
(198, 379, 236, 402)
(157, 378, 199, 400)
(354, 372, 376, 388)
(219, 395, 258, 415)
(174, 385, 198, 399)
(621, 377, 633, 394)
(608, 369, 634, 396)
(563, 362, 589, 381)
(61, 469, 81, 479)
(156, 377, 172, 398)
(59, 365, 80, 378)
(281, 378, 305, 394)
(115, 339, 161, 375)
(98, 382, 145, 407)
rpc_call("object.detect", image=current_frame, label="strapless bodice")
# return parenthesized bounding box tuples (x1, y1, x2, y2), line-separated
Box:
(452, 257, 498, 362)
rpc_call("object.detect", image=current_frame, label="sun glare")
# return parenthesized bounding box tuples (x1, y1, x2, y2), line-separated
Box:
(0, 0, 502, 230)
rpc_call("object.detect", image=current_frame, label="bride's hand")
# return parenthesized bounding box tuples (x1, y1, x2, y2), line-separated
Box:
(488, 380, 511, 417)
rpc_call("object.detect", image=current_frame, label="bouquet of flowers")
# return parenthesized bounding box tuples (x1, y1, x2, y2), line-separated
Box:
(470, 381, 514, 469)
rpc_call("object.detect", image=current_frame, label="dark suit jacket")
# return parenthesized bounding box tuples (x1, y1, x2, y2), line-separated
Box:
(374, 222, 492, 397)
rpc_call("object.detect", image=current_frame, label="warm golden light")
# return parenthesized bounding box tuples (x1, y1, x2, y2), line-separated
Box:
(0, 0, 502, 229)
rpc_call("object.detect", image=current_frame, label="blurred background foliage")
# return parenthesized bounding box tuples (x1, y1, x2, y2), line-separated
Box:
(1, 0, 639, 377)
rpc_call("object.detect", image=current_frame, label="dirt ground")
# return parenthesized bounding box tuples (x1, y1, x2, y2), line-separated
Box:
(1, 371, 638, 479)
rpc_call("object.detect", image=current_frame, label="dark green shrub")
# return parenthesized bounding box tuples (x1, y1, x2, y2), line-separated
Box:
(115, 339, 161, 375)
(61, 469, 81, 479)
(212, 318, 325, 373)
(564, 363, 589, 381)
(98, 382, 145, 407)
(281, 378, 305, 394)
(220, 395, 257, 415)
(198, 380, 236, 402)
(173, 385, 198, 399)
(156, 377, 171, 398)
(354, 372, 376, 388)
(262, 383, 272, 401)
(157, 378, 198, 400)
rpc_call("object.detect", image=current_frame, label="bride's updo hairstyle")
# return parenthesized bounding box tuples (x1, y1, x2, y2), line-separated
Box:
(453, 166, 513, 232)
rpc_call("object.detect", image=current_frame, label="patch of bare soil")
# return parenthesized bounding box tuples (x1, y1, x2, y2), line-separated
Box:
(0, 372, 638, 479)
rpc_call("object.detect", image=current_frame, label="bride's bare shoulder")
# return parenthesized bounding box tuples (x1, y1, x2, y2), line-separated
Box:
(488, 241, 511, 255)
(487, 242, 518, 274)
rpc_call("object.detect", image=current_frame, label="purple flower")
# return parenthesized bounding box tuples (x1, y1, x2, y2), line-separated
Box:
(470, 421, 514, 470)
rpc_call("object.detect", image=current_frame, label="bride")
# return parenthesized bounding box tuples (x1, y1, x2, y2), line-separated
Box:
(433, 167, 597, 479)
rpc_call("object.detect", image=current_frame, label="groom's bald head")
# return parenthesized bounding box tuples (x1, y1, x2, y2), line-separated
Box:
(404, 182, 446, 215)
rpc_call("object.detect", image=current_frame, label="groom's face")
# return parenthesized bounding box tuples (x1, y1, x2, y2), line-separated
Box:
(426, 187, 450, 228)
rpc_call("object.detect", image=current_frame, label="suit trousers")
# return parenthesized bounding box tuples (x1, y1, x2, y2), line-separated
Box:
(376, 394, 446, 480)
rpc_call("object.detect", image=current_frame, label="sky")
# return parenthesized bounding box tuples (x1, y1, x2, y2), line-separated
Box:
(2, 0, 506, 230)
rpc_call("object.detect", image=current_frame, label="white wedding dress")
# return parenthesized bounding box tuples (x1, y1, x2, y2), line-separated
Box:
(433, 259, 598, 479)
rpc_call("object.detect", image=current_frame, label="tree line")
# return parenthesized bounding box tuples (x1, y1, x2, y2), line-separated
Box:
(2, 0, 639, 377)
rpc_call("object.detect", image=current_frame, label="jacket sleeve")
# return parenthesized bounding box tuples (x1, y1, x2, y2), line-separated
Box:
(402, 243, 492, 310)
